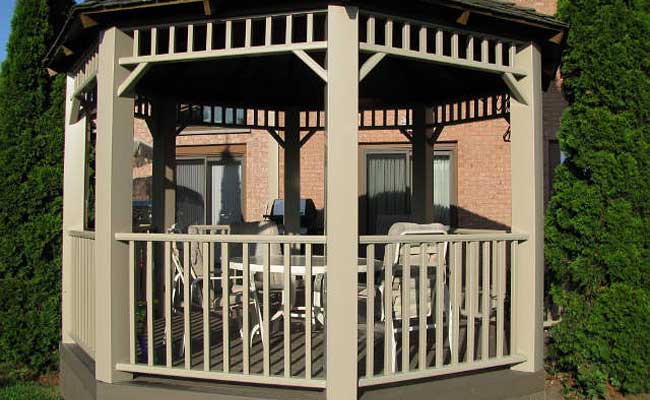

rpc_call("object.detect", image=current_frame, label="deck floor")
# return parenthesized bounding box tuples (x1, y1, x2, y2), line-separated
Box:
(138, 309, 509, 378)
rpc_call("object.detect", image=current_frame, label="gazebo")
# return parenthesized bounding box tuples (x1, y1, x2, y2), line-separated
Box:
(49, 1, 567, 399)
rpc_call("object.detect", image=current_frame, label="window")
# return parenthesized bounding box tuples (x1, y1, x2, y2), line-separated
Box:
(176, 154, 243, 232)
(363, 147, 455, 234)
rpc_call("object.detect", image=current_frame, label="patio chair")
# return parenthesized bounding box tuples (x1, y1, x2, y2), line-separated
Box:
(382, 222, 451, 373)
(228, 221, 296, 346)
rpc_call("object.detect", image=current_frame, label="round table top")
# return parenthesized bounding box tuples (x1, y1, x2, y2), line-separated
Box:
(228, 254, 382, 275)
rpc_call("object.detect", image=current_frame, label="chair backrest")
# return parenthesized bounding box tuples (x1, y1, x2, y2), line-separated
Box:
(386, 222, 449, 266)
(228, 221, 282, 258)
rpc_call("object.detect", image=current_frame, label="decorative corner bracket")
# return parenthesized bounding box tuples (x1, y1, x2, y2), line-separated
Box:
(502, 72, 529, 106)
(293, 50, 328, 83)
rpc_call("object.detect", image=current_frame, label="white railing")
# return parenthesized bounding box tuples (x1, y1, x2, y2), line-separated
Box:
(357, 232, 528, 386)
(68, 230, 96, 359)
(115, 232, 327, 388)
(110, 231, 528, 389)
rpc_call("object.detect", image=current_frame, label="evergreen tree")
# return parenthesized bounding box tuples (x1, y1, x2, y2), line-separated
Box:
(547, 0, 650, 396)
(0, 0, 73, 379)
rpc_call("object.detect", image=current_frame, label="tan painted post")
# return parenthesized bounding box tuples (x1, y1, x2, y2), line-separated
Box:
(411, 106, 434, 223)
(509, 43, 544, 373)
(284, 109, 300, 234)
(151, 99, 177, 232)
(95, 27, 135, 383)
(62, 75, 88, 344)
(326, 5, 359, 400)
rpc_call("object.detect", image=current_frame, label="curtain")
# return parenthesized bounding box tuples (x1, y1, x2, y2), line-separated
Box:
(433, 153, 451, 225)
(367, 153, 410, 234)
(176, 159, 206, 232)
(209, 158, 242, 225)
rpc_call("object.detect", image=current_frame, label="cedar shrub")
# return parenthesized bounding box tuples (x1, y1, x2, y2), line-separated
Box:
(547, 0, 650, 396)
(0, 0, 73, 379)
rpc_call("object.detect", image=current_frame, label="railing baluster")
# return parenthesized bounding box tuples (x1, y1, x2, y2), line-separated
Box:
(467, 36, 475, 61)
(169, 26, 176, 53)
(245, 19, 252, 48)
(418, 243, 427, 370)
(133, 29, 140, 57)
(366, 16, 375, 45)
(510, 241, 518, 355)
(285, 15, 293, 44)
(435, 29, 443, 55)
(466, 242, 476, 363)
(225, 21, 232, 50)
(221, 242, 230, 372)
(151, 27, 158, 55)
(509, 43, 517, 67)
(263, 243, 271, 376)
(203, 242, 211, 372)
(305, 243, 313, 379)
(184, 242, 191, 369)
(265, 17, 272, 47)
(419, 26, 427, 54)
(366, 244, 375, 377)
(481, 241, 491, 360)
(164, 241, 172, 367)
(146, 241, 154, 366)
(401, 244, 411, 372)
(435, 242, 444, 368)
(307, 13, 314, 43)
(385, 19, 393, 48)
(402, 23, 411, 50)
(242, 243, 250, 374)
(384, 244, 394, 374)
(206, 22, 213, 51)
(496, 241, 505, 358)
(129, 241, 135, 364)
(495, 41, 503, 66)
(283, 243, 291, 377)
(450, 242, 460, 365)
(451, 32, 459, 59)
(188, 24, 195, 52)
(481, 39, 489, 63)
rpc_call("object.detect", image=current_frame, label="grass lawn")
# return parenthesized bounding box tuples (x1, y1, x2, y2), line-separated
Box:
(0, 382, 60, 400)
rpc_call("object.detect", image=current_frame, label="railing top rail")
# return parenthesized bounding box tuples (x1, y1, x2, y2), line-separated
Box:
(359, 232, 528, 244)
(68, 230, 96, 240)
(115, 232, 327, 244)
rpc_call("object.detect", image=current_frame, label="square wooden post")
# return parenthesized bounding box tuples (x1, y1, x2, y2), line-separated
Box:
(95, 27, 135, 383)
(326, 5, 359, 400)
(411, 106, 434, 223)
(61, 75, 88, 344)
(151, 99, 177, 233)
(509, 43, 544, 373)
(284, 108, 301, 234)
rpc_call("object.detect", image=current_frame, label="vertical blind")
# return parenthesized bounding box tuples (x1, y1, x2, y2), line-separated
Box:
(366, 150, 452, 234)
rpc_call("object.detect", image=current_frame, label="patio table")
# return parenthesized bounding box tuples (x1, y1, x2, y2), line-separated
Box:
(228, 255, 383, 275)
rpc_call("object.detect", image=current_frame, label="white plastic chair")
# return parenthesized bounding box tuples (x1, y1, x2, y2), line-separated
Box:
(382, 222, 451, 372)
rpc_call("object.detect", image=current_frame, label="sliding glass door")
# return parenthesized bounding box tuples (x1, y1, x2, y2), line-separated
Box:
(176, 156, 243, 232)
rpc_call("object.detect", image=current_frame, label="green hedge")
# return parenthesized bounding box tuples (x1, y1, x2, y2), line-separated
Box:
(546, 0, 650, 396)
(0, 0, 72, 380)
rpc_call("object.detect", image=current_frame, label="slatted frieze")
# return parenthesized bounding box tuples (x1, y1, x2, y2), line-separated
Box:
(359, 12, 524, 76)
(122, 11, 328, 66)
